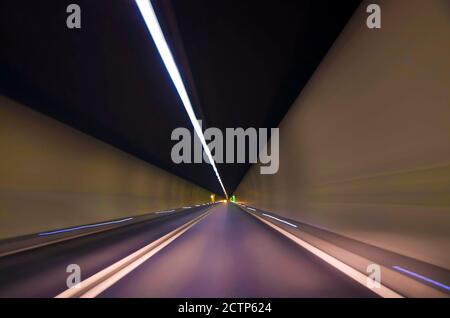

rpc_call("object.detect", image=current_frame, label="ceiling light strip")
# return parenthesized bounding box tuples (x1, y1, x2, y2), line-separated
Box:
(135, 0, 228, 198)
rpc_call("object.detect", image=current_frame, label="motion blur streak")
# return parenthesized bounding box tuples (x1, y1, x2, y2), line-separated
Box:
(393, 266, 450, 291)
(155, 210, 176, 214)
(134, 0, 228, 199)
(38, 218, 134, 236)
(262, 213, 298, 228)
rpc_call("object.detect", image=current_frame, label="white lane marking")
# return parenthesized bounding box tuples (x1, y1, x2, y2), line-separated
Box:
(247, 207, 256, 211)
(248, 212, 403, 298)
(155, 210, 176, 214)
(262, 213, 298, 228)
(56, 211, 211, 298)
(81, 219, 204, 298)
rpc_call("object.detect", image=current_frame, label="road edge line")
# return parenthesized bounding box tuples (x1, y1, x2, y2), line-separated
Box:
(55, 210, 211, 298)
(246, 210, 403, 298)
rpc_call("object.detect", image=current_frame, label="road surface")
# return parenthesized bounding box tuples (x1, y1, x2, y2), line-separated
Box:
(0, 204, 377, 298)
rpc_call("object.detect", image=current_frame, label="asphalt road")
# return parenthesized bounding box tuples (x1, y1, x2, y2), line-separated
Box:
(99, 204, 377, 297)
(0, 203, 377, 298)
(0, 206, 209, 297)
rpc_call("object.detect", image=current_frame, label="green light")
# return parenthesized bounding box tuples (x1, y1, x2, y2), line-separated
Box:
(230, 195, 236, 203)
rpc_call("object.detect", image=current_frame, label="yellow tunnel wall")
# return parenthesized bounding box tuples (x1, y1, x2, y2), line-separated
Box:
(235, 0, 450, 269)
(0, 95, 211, 239)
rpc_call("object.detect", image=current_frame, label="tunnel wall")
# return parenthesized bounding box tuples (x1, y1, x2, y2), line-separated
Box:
(235, 0, 450, 269)
(0, 95, 211, 239)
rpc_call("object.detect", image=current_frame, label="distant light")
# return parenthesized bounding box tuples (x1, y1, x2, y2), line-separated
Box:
(262, 213, 298, 228)
(393, 266, 450, 291)
(135, 0, 228, 199)
(38, 218, 134, 236)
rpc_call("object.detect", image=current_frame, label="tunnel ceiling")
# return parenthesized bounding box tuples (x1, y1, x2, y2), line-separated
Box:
(0, 0, 361, 195)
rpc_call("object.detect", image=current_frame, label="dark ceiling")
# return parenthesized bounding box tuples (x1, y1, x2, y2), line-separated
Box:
(0, 0, 361, 195)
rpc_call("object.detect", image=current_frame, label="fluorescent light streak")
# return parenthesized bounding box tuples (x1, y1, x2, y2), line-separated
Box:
(262, 213, 298, 228)
(393, 266, 450, 291)
(134, 0, 228, 199)
(155, 210, 175, 214)
(38, 218, 134, 236)
(182, 206, 192, 209)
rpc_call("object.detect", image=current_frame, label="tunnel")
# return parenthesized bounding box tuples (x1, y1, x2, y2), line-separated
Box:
(0, 0, 449, 303)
